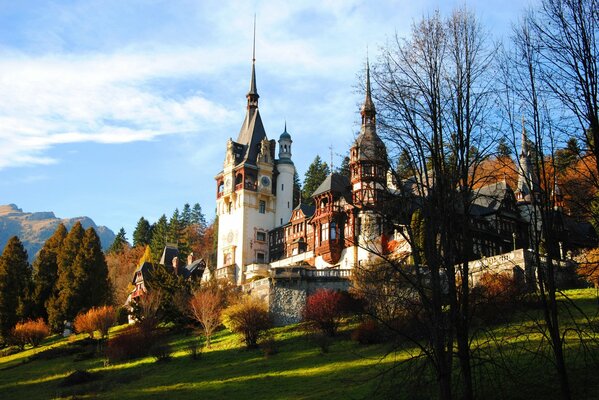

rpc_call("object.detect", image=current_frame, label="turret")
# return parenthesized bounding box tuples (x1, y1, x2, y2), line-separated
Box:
(275, 123, 295, 227)
(349, 58, 388, 208)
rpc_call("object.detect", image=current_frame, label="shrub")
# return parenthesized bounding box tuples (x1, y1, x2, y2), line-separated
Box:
(59, 369, 98, 387)
(115, 306, 130, 325)
(222, 296, 271, 349)
(351, 319, 382, 345)
(259, 331, 278, 358)
(149, 342, 172, 362)
(105, 326, 157, 362)
(11, 318, 50, 349)
(473, 272, 525, 323)
(74, 306, 116, 339)
(303, 289, 344, 337)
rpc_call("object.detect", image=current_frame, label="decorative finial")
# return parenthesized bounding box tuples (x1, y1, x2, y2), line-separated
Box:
(252, 14, 256, 63)
(247, 15, 259, 105)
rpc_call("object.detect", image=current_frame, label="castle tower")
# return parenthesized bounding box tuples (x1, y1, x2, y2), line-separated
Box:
(275, 123, 295, 227)
(348, 58, 389, 249)
(214, 28, 276, 284)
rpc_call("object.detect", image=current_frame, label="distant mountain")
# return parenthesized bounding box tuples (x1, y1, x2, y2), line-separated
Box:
(0, 204, 116, 262)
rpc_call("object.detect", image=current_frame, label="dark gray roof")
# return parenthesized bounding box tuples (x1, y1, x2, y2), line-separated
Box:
(354, 128, 387, 161)
(294, 203, 315, 218)
(159, 244, 179, 267)
(471, 181, 513, 214)
(132, 261, 154, 284)
(236, 108, 267, 166)
(180, 259, 206, 279)
(312, 173, 351, 198)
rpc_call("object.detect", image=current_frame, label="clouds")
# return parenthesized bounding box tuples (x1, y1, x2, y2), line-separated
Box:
(0, 47, 239, 169)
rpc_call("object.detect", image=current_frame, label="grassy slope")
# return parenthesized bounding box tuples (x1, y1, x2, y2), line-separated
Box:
(0, 289, 598, 400)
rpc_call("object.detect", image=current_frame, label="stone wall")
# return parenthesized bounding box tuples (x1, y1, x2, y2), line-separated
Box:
(244, 272, 351, 326)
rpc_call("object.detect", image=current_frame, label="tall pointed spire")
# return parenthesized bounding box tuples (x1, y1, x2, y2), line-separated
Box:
(361, 54, 376, 125)
(247, 15, 259, 108)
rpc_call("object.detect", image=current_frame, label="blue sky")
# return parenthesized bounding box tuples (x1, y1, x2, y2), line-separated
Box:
(0, 0, 535, 239)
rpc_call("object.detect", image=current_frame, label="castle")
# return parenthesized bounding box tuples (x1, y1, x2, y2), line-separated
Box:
(208, 45, 596, 319)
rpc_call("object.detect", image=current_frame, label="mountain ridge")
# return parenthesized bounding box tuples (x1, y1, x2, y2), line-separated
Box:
(0, 204, 116, 262)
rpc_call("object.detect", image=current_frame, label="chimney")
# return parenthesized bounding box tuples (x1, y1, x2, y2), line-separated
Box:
(187, 252, 193, 265)
(172, 257, 178, 274)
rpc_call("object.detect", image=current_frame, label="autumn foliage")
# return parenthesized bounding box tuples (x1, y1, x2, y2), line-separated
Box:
(188, 289, 223, 347)
(11, 318, 50, 349)
(74, 306, 116, 339)
(576, 247, 599, 288)
(222, 296, 271, 349)
(303, 289, 345, 337)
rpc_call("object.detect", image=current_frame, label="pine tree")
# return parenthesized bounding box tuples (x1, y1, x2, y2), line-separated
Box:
(132, 217, 152, 247)
(337, 156, 350, 180)
(191, 203, 207, 231)
(31, 224, 67, 320)
(302, 155, 330, 205)
(76, 228, 111, 308)
(47, 222, 84, 331)
(293, 171, 302, 207)
(108, 228, 128, 253)
(150, 215, 169, 262)
(182, 203, 192, 227)
(0, 236, 31, 339)
(168, 209, 182, 244)
(396, 149, 414, 179)
(496, 137, 512, 158)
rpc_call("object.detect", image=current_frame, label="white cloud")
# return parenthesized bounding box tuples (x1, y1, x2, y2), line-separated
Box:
(0, 48, 242, 169)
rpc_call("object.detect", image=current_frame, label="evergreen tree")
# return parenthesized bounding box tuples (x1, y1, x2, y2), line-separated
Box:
(497, 137, 512, 158)
(132, 217, 152, 248)
(150, 215, 169, 263)
(108, 228, 128, 253)
(76, 228, 111, 308)
(555, 137, 580, 173)
(0, 236, 31, 340)
(168, 208, 182, 244)
(396, 149, 414, 179)
(191, 203, 207, 231)
(31, 224, 67, 320)
(182, 203, 192, 227)
(337, 155, 350, 180)
(302, 155, 330, 205)
(47, 222, 84, 331)
(293, 171, 302, 207)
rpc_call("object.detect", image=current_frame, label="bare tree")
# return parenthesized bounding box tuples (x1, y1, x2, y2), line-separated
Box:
(364, 8, 496, 400)
(534, 0, 598, 175)
(188, 289, 223, 348)
(499, 11, 574, 400)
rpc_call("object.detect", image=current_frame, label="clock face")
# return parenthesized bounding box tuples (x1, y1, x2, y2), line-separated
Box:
(227, 230, 234, 244)
(260, 176, 271, 187)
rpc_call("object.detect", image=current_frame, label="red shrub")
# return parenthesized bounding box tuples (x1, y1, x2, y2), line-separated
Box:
(11, 318, 50, 349)
(351, 319, 382, 345)
(105, 326, 157, 362)
(74, 306, 117, 339)
(303, 289, 344, 337)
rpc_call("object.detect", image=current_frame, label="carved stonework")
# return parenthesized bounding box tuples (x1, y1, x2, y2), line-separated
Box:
(258, 138, 271, 164)
(225, 138, 235, 165)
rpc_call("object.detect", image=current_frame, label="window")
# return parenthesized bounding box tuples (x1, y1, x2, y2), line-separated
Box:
(259, 200, 266, 214)
(256, 231, 266, 241)
(281, 183, 284, 191)
(256, 252, 265, 263)
(321, 222, 329, 242)
(330, 222, 337, 240)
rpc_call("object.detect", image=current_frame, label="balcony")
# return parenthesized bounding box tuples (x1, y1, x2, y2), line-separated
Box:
(244, 263, 270, 281)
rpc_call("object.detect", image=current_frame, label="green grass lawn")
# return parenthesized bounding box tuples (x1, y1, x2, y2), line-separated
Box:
(1, 289, 598, 400)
